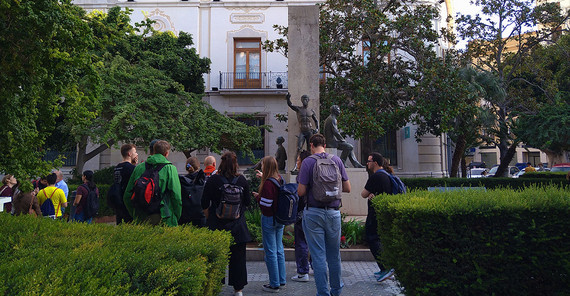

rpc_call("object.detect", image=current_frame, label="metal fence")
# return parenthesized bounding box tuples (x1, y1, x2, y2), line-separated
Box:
(219, 72, 288, 89)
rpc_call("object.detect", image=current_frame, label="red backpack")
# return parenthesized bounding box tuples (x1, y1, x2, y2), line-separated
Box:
(131, 163, 168, 214)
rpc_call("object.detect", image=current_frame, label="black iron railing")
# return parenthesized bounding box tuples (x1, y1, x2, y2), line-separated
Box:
(219, 71, 288, 89)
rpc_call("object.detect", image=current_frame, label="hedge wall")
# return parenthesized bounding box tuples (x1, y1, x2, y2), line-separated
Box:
(402, 177, 568, 191)
(373, 186, 570, 296)
(0, 214, 232, 296)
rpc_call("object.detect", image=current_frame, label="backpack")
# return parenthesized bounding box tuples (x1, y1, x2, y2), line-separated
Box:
(377, 169, 407, 195)
(40, 189, 58, 218)
(130, 162, 168, 215)
(179, 171, 206, 223)
(81, 184, 99, 218)
(216, 176, 243, 220)
(268, 177, 299, 225)
(308, 154, 342, 203)
(107, 167, 124, 208)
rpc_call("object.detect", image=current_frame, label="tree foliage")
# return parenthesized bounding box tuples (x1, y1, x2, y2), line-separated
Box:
(0, 0, 97, 179)
(456, 0, 569, 176)
(63, 7, 262, 174)
(265, 0, 470, 146)
(514, 33, 570, 164)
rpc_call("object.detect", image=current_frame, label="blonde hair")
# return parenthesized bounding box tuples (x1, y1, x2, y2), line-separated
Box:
(258, 156, 279, 194)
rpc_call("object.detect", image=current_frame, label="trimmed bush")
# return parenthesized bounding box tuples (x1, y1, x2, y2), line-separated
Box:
(0, 214, 232, 295)
(402, 177, 568, 191)
(520, 171, 568, 179)
(373, 186, 570, 296)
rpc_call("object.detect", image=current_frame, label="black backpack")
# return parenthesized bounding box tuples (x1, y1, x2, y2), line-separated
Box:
(216, 176, 243, 220)
(179, 171, 206, 224)
(106, 167, 124, 208)
(268, 177, 299, 225)
(131, 163, 168, 215)
(81, 184, 99, 218)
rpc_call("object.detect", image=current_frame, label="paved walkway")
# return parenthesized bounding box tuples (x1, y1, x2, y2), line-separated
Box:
(218, 261, 404, 296)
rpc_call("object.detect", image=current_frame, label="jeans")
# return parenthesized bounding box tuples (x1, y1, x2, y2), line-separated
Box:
(294, 212, 311, 274)
(303, 207, 343, 296)
(73, 211, 93, 224)
(365, 202, 384, 270)
(261, 215, 286, 288)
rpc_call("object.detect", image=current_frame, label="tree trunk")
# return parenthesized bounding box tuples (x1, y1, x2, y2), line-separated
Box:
(461, 156, 467, 178)
(75, 136, 115, 176)
(493, 140, 519, 177)
(450, 134, 467, 178)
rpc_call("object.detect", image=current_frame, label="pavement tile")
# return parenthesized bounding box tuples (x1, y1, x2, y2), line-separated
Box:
(218, 261, 404, 296)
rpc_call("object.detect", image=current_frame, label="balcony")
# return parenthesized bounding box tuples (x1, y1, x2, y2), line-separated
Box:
(219, 71, 288, 89)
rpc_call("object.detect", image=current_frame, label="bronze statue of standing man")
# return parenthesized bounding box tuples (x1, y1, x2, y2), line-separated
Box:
(287, 92, 318, 171)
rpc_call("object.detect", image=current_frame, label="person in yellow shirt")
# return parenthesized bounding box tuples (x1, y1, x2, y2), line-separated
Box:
(525, 162, 536, 173)
(36, 173, 68, 218)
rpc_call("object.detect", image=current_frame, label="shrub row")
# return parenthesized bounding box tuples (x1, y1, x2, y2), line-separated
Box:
(0, 214, 232, 295)
(372, 186, 570, 296)
(520, 171, 569, 179)
(402, 177, 568, 191)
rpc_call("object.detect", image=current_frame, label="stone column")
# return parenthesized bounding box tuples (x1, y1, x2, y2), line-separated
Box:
(287, 5, 320, 172)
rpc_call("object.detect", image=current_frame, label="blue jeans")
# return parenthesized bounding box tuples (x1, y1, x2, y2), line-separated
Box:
(303, 207, 343, 296)
(261, 215, 286, 288)
(73, 211, 92, 224)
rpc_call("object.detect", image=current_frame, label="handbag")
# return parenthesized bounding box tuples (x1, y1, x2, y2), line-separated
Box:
(28, 194, 37, 217)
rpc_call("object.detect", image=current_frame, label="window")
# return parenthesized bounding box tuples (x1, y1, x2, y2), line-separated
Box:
(234, 38, 261, 88)
(233, 116, 265, 165)
(361, 130, 398, 166)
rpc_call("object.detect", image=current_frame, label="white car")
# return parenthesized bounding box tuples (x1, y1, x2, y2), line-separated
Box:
(487, 166, 521, 178)
(467, 168, 488, 178)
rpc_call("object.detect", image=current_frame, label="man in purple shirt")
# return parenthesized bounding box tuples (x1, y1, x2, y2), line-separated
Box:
(297, 133, 351, 296)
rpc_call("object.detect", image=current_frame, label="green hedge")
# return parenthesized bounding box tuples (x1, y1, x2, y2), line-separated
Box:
(373, 186, 570, 296)
(402, 177, 568, 191)
(0, 214, 232, 295)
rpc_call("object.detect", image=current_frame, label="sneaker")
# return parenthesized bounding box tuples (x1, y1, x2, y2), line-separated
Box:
(280, 283, 286, 289)
(376, 268, 395, 282)
(291, 273, 309, 282)
(262, 284, 280, 293)
(234, 292, 243, 296)
(374, 270, 382, 277)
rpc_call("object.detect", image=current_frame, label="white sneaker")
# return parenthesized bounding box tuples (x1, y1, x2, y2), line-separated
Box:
(291, 273, 309, 282)
(234, 292, 243, 296)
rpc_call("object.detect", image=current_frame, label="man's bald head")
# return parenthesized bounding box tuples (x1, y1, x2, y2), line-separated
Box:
(204, 156, 216, 167)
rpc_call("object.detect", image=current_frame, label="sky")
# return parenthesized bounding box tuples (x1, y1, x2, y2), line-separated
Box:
(453, 1, 485, 50)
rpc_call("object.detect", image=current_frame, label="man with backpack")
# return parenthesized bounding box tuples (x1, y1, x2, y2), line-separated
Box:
(36, 173, 67, 219)
(361, 152, 403, 283)
(123, 140, 181, 226)
(297, 134, 351, 296)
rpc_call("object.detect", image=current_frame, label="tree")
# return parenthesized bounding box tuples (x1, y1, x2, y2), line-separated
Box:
(0, 0, 97, 179)
(514, 33, 570, 164)
(66, 7, 262, 174)
(266, 0, 471, 161)
(456, 0, 569, 177)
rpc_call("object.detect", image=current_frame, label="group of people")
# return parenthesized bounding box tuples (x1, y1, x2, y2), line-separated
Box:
(1, 169, 97, 223)
(3, 134, 401, 296)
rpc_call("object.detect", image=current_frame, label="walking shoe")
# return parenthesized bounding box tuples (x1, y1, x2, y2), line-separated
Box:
(291, 273, 310, 282)
(262, 284, 280, 293)
(234, 291, 243, 296)
(376, 268, 395, 282)
(374, 270, 382, 277)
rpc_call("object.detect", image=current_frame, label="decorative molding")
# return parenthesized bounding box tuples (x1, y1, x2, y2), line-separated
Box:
(230, 13, 265, 24)
(225, 7, 269, 13)
(145, 9, 177, 35)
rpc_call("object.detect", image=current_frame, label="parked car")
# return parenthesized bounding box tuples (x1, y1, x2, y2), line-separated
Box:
(468, 162, 487, 169)
(486, 165, 521, 178)
(467, 168, 488, 178)
(551, 163, 570, 172)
